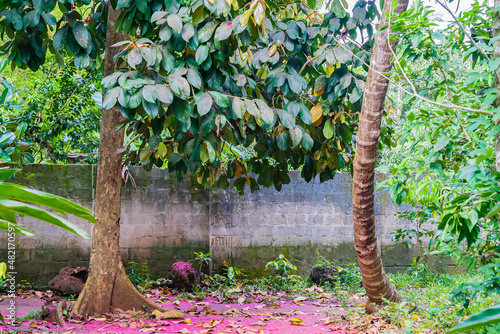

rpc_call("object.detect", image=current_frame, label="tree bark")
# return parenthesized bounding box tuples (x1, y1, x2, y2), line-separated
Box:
(494, 0, 500, 172)
(72, 7, 167, 316)
(352, 0, 409, 310)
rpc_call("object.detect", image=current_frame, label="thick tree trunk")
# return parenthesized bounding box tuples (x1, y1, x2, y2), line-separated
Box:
(352, 0, 408, 310)
(494, 0, 500, 172)
(72, 7, 167, 316)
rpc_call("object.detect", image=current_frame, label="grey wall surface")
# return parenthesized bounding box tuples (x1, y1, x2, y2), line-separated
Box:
(0, 164, 448, 284)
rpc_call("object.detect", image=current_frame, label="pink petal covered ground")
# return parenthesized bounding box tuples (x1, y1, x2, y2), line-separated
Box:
(0, 293, 361, 333)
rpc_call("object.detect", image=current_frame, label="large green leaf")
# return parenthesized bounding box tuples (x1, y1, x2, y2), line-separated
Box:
(151, 11, 167, 23)
(301, 129, 314, 149)
(142, 85, 158, 103)
(323, 119, 334, 139)
(290, 127, 303, 148)
(200, 141, 216, 162)
(23, 10, 39, 28)
(232, 97, 245, 118)
(116, 0, 134, 10)
(209, 91, 230, 108)
(255, 100, 275, 125)
(214, 22, 232, 42)
(102, 71, 123, 89)
(0, 132, 15, 147)
(0, 169, 19, 182)
(143, 100, 159, 118)
(159, 24, 173, 41)
(72, 23, 92, 51)
(155, 85, 173, 104)
(0, 209, 16, 223)
(486, 202, 500, 219)
(167, 14, 183, 34)
(187, 69, 202, 89)
(276, 131, 289, 150)
(245, 99, 259, 118)
(102, 87, 121, 110)
(0, 199, 90, 238)
(169, 75, 190, 100)
(447, 305, 500, 333)
(195, 45, 209, 64)
(197, 93, 213, 116)
(434, 137, 450, 152)
(172, 98, 192, 122)
(275, 108, 294, 129)
(0, 219, 34, 236)
(0, 183, 96, 223)
(53, 25, 68, 51)
(181, 22, 195, 42)
(128, 48, 143, 69)
(9, 10, 23, 30)
(75, 53, 90, 69)
(198, 20, 219, 43)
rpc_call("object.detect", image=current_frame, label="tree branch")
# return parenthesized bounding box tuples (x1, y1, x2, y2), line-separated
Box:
(333, 38, 494, 116)
(298, 56, 318, 75)
(436, 0, 490, 62)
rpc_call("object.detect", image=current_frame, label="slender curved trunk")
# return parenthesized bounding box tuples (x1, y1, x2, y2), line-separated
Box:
(494, 0, 500, 172)
(72, 7, 167, 316)
(352, 0, 408, 310)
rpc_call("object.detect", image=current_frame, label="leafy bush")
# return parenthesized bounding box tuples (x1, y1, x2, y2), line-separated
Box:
(311, 256, 362, 291)
(3, 55, 102, 164)
(193, 251, 212, 273)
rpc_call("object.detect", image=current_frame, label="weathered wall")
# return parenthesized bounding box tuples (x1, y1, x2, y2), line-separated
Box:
(209, 172, 425, 276)
(0, 164, 448, 285)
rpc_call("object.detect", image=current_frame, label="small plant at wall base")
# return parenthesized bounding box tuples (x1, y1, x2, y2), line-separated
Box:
(223, 261, 245, 287)
(194, 252, 212, 274)
(265, 254, 297, 288)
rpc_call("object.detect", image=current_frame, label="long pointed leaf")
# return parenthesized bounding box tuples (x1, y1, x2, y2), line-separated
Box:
(0, 210, 16, 223)
(0, 183, 96, 223)
(0, 219, 34, 236)
(0, 199, 90, 238)
(447, 304, 500, 333)
(0, 169, 20, 182)
(486, 202, 500, 219)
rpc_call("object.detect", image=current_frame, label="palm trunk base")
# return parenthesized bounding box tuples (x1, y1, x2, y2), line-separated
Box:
(364, 287, 402, 313)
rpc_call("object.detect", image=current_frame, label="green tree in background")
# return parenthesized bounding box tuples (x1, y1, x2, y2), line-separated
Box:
(3, 57, 101, 163)
(0, 59, 96, 240)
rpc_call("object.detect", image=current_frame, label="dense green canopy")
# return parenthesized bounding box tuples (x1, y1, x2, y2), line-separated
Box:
(1, 0, 392, 193)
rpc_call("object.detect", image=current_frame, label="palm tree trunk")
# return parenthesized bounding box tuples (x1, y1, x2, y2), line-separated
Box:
(352, 0, 409, 310)
(72, 6, 167, 316)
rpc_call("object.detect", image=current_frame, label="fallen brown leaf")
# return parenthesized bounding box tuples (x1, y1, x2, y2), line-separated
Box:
(290, 317, 305, 326)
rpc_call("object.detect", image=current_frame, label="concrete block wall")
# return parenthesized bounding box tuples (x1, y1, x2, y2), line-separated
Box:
(0, 164, 450, 284)
(209, 172, 424, 276)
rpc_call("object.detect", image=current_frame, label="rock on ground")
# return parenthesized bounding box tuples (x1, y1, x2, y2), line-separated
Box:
(310, 264, 340, 285)
(48, 267, 88, 295)
(170, 261, 197, 291)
